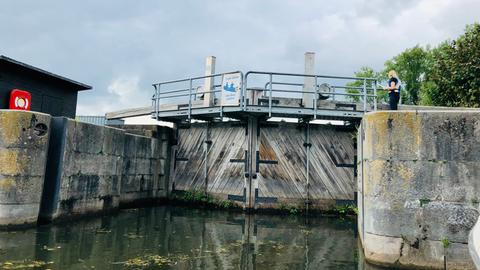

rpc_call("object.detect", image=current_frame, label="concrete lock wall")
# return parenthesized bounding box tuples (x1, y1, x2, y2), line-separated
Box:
(38, 118, 172, 222)
(0, 110, 51, 227)
(358, 111, 480, 269)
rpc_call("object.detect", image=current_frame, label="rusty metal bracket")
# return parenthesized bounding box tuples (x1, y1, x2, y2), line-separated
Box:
(173, 150, 189, 170)
(255, 151, 278, 173)
(254, 188, 277, 203)
(230, 150, 249, 177)
(228, 187, 246, 202)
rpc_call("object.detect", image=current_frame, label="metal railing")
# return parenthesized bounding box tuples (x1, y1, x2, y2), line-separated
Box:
(245, 71, 378, 117)
(152, 71, 243, 121)
(152, 70, 378, 121)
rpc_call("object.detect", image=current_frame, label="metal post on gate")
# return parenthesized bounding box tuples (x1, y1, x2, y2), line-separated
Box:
(268, 74, 272, 117)
(305, 121, 311, 215)
(243, 73, 248, 110)
(153, 84, 159, 120)
(220, 74, 225, 119)
(314, 76, 318, 119)
(373, 80, 378, 111)
(239, 73, 243, 109)
(157, 84, 161, 120)
(188, 79, 193, 121)
(204, 122, 211, 195)
(363, 79, 367, 112)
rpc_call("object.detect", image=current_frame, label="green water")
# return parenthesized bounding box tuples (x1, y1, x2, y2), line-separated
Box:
(0, 206, 389, 269)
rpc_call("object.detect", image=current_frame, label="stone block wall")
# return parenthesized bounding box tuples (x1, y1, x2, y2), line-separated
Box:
(358, 111, 480, 269)
(0, 110, 51, 227)
(120, 132, 168, 206)
(38, 117, 172, 223)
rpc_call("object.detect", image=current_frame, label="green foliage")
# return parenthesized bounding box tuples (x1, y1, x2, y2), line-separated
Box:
(356, 23, 480, 108)
(182, 189, 206, 203)
(346, 66, 386, 103)
(278, 202, 300, 215)
(179, 189, 236, 209)
(442, 238, 450, 248)
(418, 80, 438, 106)
(419, 198, 431, 207)
(219, 199, 234, 209)
(383, 45, 431, 105)
(426, 23, 480, 107)
(333, 204, 357, 216)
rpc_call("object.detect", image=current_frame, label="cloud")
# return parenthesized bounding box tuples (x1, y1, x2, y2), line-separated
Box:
(77, 75, 148, 115)
(107, 75, 141, 105)
(0, 0, 478, 115)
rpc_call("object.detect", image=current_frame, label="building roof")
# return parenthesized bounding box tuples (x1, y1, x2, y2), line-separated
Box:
(0, 55, 92, 91)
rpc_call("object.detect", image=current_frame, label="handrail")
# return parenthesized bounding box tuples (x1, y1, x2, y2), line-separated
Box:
(152, 71, 243, 121)
(245, 70, 377, 81)
(152, 70, 379, 121)
(152, 70, 243, 86)
(264, 82, 377, 92)
(248, 71, 377, 115)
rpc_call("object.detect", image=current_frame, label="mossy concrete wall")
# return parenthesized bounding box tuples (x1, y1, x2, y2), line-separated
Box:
(358, 111, 480, 269)
(0, 110, 51, 227)
(0, 111, 173, 226)
(38, 118, 172, 222)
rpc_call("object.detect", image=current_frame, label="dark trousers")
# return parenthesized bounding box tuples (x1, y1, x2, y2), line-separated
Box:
(389, 92, 400, 110)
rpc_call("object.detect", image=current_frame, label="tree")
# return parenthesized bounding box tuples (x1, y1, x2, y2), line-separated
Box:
(346, 66, 385, 103)
(425, 23, 480, 107)
(383, 45, 431, 105)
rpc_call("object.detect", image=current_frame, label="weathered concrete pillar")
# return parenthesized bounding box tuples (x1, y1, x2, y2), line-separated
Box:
(302, 52, 315, 108)
(247, 87, 264, 106)
(358, 111, 480, 270)
(203, 56, 216, 107)
(0, 110, 51, 227)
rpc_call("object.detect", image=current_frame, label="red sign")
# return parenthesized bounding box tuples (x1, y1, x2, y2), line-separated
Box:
(9, 89, 31, 111)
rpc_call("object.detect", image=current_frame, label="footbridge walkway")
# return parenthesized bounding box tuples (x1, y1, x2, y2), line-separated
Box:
(151, 71, 379, 122)
(106, 70, 380, 122)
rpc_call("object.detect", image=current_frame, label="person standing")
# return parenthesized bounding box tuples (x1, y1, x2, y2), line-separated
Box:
(385, 70, 400, 110)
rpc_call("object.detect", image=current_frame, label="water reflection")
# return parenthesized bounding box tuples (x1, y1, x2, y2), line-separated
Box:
(0, 206, 393, 269)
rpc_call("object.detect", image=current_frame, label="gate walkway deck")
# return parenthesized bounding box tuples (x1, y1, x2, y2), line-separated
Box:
(150, 71, 379, 123)
(106, 70, 380, 122)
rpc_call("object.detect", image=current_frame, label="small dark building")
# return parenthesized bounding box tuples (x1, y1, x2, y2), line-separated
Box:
(0, 55, 91, 118)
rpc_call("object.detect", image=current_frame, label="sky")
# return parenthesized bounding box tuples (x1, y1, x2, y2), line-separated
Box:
(1, 0, 479, 115)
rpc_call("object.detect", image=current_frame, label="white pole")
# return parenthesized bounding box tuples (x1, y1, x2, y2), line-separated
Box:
(203, 56, 216, 107)
(303, 52, 315, 108)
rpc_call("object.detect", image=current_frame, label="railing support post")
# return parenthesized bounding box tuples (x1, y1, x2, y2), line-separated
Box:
(373, 80, 377, 111)
(153, 85, 158, 120)
(243, 74, 248, 110)
(314, 76, 318, 119)
(268, 74, 272, 117)
(157, 84, 161, 120)
(363, 79, 367, 112)
(188, 79, 192, 121)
